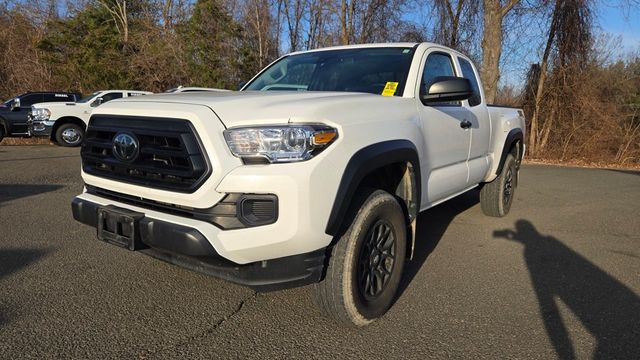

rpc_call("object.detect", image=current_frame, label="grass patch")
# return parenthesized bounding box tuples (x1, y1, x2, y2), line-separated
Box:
(524, 158, 640, 171)
(0, 137, 52, 146)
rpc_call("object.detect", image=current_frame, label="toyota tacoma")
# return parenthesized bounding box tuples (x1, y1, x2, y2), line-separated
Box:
(72, 43, 525, 326)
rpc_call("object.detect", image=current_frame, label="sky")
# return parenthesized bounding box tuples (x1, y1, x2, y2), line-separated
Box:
(495, 1, 640, 88)
(595, 1, 640, 54)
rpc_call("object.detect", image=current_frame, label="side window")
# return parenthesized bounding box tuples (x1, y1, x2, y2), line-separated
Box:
(458, 58, 482, 107)
(421, 52, 458, 106)
(43, 94, 71, 102)
(20, 94, 43, 107)
(100, 92, 123, 103)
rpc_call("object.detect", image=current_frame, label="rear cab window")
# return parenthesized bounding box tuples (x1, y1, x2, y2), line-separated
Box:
(100, 92, 124, 103)
(43, 93, 73, 102)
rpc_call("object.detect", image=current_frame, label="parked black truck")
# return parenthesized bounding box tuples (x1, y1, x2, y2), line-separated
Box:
(0, 92, 81, 143)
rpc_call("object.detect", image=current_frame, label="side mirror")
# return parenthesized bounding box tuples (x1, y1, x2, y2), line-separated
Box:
(422, 76, 473, 103)
(11, 98, 20, 111)
(91, 97, 104, 107)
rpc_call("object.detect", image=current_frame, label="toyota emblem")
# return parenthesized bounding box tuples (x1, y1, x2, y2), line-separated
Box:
(112, 132, 139, 162)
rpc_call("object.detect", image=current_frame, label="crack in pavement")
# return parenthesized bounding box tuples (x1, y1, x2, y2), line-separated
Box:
(141, 291, 259, 359)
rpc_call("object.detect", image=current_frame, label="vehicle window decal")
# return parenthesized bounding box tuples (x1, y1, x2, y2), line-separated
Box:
(381, 82, 399, 96)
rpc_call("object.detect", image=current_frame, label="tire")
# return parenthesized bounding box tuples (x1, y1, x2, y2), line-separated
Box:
(480, 153, 517, 217)
(0, 125, 4, 143)
(313, 189, 407, 326)
(55, 123, 84, 147)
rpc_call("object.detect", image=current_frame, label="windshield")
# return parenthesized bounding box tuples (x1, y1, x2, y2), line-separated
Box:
(244, 47, 415, 96)
(77, 91, 101, 103)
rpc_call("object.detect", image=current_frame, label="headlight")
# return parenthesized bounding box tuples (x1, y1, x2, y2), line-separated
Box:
(224, 124, 338, 163)
(31, 107, 51, 121)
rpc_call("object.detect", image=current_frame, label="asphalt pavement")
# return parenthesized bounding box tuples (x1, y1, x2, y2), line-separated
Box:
(0, 145, 638, 359)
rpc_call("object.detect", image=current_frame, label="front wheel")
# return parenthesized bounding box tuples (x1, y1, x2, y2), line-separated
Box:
(480, 153, 517, 217)
(55, 123, 84, 147)
(313, 189, 407, 326)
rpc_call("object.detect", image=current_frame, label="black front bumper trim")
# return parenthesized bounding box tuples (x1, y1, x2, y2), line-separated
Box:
(71, 197, 325, 291)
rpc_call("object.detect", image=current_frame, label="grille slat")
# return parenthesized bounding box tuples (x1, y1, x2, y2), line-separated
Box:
(139, 145, 187, 157)
(81, 115, 211, 193)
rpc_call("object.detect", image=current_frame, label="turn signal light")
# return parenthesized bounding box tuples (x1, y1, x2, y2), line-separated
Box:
(312, 131, 337, 146)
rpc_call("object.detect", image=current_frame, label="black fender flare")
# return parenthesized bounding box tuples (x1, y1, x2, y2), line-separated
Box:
(495, 129, 523, 176)
(325, 139, 421, 236)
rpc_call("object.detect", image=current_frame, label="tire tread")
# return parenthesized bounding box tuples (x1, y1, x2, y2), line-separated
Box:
(480, 153, 516, 217)
(313, 189, 405, 326)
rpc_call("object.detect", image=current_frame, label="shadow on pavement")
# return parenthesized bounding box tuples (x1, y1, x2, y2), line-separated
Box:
(494, 220, 640, 359)
(0, 184, 63, 206)
(397, 188, 479, 297)
(0, 248, 50, 328)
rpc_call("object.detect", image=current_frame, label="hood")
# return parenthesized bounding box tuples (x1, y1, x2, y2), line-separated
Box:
(111, 91, 411, 128)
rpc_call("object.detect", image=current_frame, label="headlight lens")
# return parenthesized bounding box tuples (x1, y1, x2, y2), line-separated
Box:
(31, 107, 51, 121)
(224, 124, 338, 163)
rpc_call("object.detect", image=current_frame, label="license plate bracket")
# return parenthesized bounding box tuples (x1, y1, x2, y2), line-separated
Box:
(97, 205, 144, 251)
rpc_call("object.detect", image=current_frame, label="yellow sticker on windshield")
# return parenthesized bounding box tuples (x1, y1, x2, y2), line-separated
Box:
(381, 82, 399, 96)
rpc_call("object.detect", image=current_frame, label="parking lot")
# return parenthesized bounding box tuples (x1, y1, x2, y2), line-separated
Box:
(0, 145, 638, 359)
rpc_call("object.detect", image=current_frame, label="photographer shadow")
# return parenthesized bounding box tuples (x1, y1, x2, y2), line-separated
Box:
(495, 220, 640, 359)
(0, 247, 49, 328)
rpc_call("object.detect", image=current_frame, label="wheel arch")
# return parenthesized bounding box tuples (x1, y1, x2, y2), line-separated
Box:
(50, 116, 86, 141)
(325, 140, 421, 257)
(495, 129, 524, 176)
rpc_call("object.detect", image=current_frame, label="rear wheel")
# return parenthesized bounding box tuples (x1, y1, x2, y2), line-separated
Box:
(313, 189, 407, 326)
(480, 153, 517, 217)
(55, 123, 84, 147)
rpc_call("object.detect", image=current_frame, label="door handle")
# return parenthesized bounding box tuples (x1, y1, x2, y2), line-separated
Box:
(460, 119, 472, 129)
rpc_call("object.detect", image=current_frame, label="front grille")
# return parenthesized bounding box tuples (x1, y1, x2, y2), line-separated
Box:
(82, 115, 211, 192)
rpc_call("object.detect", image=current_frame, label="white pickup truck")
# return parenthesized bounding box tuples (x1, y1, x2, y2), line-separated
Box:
(29, 90, 152, 146)
(72, 43, 525, 326)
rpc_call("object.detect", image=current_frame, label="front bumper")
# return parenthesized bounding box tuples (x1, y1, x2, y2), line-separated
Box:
(71, 196, 326, 291)
(28, 118, 54, 137)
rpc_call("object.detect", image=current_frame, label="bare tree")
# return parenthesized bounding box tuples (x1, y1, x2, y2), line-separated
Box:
(479, 0, 519, 104)
(282, 0, 304, 51)
(339, 0, 355, 44)
(99, 0, 129, 42)
(525, 0, 592, 156)
(241, 0, 277, 68)
(432, 0, 480, 51)
(527, 0, 561, 155)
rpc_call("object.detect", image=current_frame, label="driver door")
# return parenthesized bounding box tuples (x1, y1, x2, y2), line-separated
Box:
(416, 51, 472, 206)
